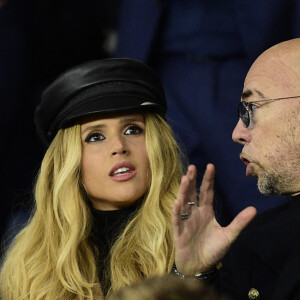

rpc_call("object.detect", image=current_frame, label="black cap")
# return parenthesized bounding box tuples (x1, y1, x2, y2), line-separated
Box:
(34, 58, 167, 144)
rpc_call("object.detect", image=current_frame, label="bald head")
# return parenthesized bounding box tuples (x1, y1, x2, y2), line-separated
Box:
(257, 38, 300, 66)
(244, 38, 300, 99)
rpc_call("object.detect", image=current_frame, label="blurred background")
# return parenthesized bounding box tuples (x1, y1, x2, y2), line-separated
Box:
(1, 0, 299, 255)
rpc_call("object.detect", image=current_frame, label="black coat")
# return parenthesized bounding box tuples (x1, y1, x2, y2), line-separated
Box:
(219, 196, 300, 299)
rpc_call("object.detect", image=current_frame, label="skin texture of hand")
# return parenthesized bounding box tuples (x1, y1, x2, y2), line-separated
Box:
(172, 164, 257, 275)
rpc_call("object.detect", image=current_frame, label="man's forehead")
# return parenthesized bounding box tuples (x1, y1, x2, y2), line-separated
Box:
(243, 44, 300, 101)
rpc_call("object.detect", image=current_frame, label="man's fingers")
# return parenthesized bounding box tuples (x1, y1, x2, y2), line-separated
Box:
(172, 165, 198, 234)
(226, 206, 257, 242)
(177, 176, 189, 206)
(177, 165, 197, 206)
(172, 199, 182, 229)
(186, 164, 197, 182)
(199, 163, 215, 205)
(183, 165, 197, 199)
(185, 165, 197, 203)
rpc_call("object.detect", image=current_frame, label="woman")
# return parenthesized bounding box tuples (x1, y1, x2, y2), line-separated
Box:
(0, 58, 186, 299)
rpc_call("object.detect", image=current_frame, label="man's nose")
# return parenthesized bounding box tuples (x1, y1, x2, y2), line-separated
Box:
(110, 135, 128, 156)
(232, 119, 251, 145)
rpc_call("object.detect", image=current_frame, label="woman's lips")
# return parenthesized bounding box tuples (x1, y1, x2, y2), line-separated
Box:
(109, 162, 137, 182)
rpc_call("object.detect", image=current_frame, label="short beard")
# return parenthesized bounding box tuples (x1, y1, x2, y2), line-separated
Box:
(257, 169, 291, 195)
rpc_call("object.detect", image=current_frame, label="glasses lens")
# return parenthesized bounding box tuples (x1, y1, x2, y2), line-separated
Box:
(237, 102, 250, 127)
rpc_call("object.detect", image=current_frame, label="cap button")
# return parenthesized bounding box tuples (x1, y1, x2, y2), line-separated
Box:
(248, 288, 260, 299)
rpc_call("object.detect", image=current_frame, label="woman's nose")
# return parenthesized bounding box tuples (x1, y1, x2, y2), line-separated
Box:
(232, 119, 251, 145)
(110, 136, 128, 156)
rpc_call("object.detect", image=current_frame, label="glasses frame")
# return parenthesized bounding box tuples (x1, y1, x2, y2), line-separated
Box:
(238, 95, 300, 128)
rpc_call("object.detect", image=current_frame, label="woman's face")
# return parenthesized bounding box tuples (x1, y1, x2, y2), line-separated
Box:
(81, 112, 150, 210)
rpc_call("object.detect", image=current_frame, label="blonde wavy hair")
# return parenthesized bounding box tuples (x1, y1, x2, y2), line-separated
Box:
(0, 113, 185, 300)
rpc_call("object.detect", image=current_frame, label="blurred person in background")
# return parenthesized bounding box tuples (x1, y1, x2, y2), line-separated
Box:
(116, 0, 300, 225)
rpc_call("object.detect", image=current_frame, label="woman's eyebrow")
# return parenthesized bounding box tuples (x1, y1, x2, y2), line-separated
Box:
(119, 117, 143, 124)
(81, 117, 144, 135)
(81, 124, 105, 135)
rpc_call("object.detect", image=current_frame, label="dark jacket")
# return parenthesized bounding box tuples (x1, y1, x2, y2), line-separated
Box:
(219, 196, 300, 299)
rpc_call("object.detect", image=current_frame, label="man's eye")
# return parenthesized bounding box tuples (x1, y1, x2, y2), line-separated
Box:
(249, 104, 258, 115)
(85, 132, 105, 143)
(124, 125, 143, 135)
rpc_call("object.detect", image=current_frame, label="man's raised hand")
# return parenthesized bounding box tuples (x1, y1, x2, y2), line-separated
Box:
(172, 164, 257, 275)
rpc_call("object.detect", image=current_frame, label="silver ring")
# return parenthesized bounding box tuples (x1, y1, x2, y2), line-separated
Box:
(181, 212, 189, 220)
(188, 201, 196, 206)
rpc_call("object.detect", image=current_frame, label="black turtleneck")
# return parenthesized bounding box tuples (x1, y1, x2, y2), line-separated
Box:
(90, 203, 138, 296)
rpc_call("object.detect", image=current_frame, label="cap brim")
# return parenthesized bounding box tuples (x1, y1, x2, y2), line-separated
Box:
(57, 94, 161, 128)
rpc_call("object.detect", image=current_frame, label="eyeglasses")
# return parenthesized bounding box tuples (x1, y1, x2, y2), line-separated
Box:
(238, 95, 300, 128)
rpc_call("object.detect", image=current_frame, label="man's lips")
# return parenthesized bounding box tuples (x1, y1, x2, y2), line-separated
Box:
(240, 154, 255, 177)
(240, 155, 251, 166)
(109, 161, 137, 182)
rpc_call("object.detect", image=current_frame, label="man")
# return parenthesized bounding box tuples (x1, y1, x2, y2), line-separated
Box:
(172, 38, 300, 300)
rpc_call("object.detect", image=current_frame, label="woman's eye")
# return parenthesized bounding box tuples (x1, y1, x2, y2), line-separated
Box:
(124, 125, 143, 135)
(85, 132, 105, 143)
